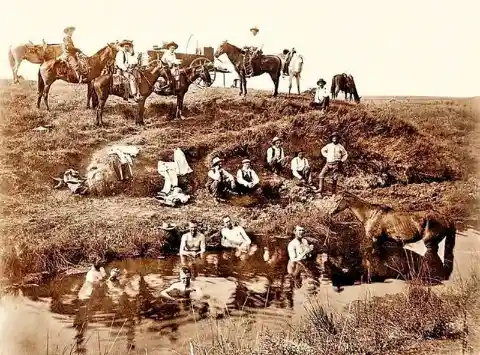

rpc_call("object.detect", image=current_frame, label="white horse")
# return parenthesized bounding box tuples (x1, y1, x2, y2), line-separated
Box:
(287, 53, 304, 95)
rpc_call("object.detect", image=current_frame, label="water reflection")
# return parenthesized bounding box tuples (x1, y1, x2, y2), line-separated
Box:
(18, 242, 325, 352)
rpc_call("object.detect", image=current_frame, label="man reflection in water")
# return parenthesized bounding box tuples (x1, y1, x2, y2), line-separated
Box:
(160, 266, 204, 301)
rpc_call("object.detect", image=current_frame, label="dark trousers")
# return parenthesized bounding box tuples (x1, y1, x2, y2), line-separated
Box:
(318, 162, 342, 193)
(310, 96, 330, 111)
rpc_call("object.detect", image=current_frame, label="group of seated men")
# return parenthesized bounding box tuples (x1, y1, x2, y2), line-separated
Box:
(205, 133, 348, 200)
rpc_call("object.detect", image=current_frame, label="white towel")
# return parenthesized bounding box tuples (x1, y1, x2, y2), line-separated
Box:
(158, 161, 179, 194)
(174, 148, 193, 175)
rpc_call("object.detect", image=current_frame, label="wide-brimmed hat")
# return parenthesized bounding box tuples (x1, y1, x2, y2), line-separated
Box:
(330, 132, 340, 139)
(250, 26, 259, 32)
(212, 157, 223, 166)
(172, 59, 182, 65)
(317, 78, 326, 86)
(118, 40, 133, 47)
(166, 41, 178, 49)
(272, 136, 281, 144)
(63, 26, 76, 34)
(242, 159, 251, 164)
(160, 222, 176, 231)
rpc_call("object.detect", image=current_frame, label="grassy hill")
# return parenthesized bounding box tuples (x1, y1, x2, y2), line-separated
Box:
(0, 79, 478, 279)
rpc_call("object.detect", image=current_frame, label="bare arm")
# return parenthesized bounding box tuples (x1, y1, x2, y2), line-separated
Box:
(160, 284, 177, 300)
(239, 227, 251, 245)
(199, 234, 206, 254)
(179, 234, 190, 256)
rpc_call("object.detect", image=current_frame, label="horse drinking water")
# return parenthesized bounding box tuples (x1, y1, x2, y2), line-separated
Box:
(330, 191, 456, 283)
(214, 41, 282, 97)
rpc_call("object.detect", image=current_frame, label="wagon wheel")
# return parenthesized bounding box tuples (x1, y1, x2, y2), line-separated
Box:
(190, 57, 216, 88)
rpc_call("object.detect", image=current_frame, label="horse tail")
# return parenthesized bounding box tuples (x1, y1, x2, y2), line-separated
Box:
(8, 46, 15, 69)
(37, 69, 45, 93)
(443, 226, 456, 280)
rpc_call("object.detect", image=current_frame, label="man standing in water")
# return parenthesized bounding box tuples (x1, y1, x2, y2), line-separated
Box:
(160, 267, 204, 301)
(287, 225, 314, 262)
(179, 221, 206, 258)
(220, 216, 252, 251)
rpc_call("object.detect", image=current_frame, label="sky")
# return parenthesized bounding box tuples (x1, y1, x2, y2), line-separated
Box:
(1, 0, 479, 96)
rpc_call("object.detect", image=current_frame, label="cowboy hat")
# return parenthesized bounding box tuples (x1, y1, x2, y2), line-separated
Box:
(172, 59, 182, 65)
(242, 159, 251, 164)
(118, 40, 133, 47)
(272, 137, 281, 143)
(166, 41, 178, 49)
(330, 132, 340, 139)
(63, 26, 76, 34)
(317, 78, 326, 86)
(250, 26, 259, 32)
(160, 222, 176, 231)
(212, 157, 223, 166)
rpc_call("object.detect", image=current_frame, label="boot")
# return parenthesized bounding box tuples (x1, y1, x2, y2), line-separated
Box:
(318, 178, 324, 196)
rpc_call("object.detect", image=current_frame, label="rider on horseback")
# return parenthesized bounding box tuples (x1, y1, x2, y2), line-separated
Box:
(242, 26, 263, 77)
(161, 42, 181, 91)
(115, 40, 142, 102)
(59, 26, 83, 82)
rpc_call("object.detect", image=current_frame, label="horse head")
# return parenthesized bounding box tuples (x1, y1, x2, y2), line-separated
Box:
(329, 191, 356, 216)
(193, 64, 213, 87)
(214, 41, 228, 58)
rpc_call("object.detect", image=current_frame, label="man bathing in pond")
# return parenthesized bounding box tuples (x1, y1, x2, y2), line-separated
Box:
(160, 266, 204, 301)
(236, 159, 260, 194)
(266, 137, 288, 174)
(288, 226, 314, 262)
(220, 216, 252, 251)
(179, 221, 206, 258)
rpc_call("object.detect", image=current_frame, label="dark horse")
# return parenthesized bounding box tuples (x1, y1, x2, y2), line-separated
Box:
(153, 64, 213, 119)
(330, 192, 456, 283)
(331, 73, 361, 103)
(214, 41, 282, 97)
(37, 43, 118, 111)
(90, 60, 170, 126)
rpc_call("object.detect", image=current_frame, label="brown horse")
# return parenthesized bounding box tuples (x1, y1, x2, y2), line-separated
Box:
(331, 73, 361, 103)
(214, 41, 282, 97)
(90, 60, 170, 126)
(8, 40, 63, 84)
(37, 43, 118, 111)
(153, 64, 213, 119)
(330, 191, 456, 282)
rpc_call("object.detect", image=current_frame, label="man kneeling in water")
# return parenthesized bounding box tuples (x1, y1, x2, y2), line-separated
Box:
(179, 221, 206, 258)
(160, 266, 204, 301)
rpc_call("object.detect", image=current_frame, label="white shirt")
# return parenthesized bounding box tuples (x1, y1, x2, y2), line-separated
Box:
(291, 157, 310, 179)
(321, 142, 348, 163)
(85, 266, 106, 283)
(161, 50, 177, 67)
(236, 168, 259, 186)
(314, 86, 329, 103)
(221, 226, 251, 246)
(246, 33, 263, 51)
(208, 167, 234, 182)
(266, 146, 285, 163)
(115, 50, 137, 71)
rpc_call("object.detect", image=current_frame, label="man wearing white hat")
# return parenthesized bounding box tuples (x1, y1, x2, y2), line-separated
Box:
(206, 157, 236, 200)
(243, 26, 263, 77)
(236, 159, 260, 194)
(59, 26, 83, 82)
(161, 41, 181, 91)
(115, 40, 142, 102)
(266, 137, 287, 173)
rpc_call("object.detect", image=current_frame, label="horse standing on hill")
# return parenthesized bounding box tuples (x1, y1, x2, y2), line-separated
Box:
(8, 40, 63, 84)
(331, 73, 361, 103)
(330, 192, 456, 283)
(214, 41, 282, 97)
(91, 60, 170, 126)
(36, 43, 118, 111)
(152, 63, 213, 120)
(286, 52, 304, 95)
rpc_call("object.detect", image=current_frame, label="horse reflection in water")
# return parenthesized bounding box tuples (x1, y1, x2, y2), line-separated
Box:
(17, 243, 326, 353)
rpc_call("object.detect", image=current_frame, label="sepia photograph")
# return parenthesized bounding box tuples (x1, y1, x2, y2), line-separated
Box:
(0, 0, 479, 354)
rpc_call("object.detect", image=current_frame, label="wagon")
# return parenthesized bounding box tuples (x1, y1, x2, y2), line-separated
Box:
(147, 42, 230, 88)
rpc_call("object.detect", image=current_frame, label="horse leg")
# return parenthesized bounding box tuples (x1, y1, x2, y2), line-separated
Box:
(268, 71, 279, 97)
(177, 93, 185, 119)
(96, 97, 108, 127)
(442, 229, 456, 280)
(43, 83, 52, 111)
(37, 70, 44, 109)
(86, 82, 93, 109)
(13, 60, 22, 84)
(137, 98, 146, 125)
(242, 75, 248, 97)
(296, 75, 301, 95)
(288, 75, 292, 95)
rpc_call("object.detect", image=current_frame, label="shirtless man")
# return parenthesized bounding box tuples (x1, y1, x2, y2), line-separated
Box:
(220, 216, 252, 251)
(179, 221, 206, 257)
(160, 267, 204, 301)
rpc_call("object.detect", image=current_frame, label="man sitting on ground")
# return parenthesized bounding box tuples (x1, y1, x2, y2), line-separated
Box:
(290, 150, 311, 186)
(206, 157, 236, 201)
(310, 78, 330, 112)
(266, 137, 288, 174)
(179, 221, 206, 258)
(220, 216, 252, 251)
(236, 159, 260, 194)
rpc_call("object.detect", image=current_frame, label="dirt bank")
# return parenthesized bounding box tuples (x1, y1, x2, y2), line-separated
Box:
(0, 80, 478, 281)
